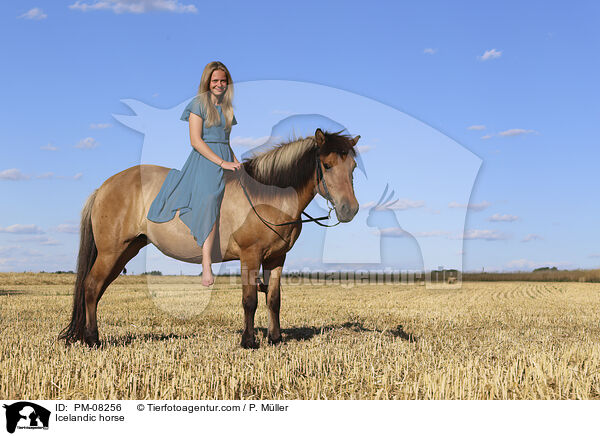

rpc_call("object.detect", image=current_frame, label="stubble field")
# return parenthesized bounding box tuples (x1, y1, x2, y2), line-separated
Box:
(1, 273, 599, 400)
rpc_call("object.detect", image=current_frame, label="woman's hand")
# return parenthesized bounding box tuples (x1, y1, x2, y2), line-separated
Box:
(220, 161, 242, 171)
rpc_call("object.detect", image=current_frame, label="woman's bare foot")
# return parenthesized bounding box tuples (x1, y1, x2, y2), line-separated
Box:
(201, 223, 217, 287)
(201, 271, 214, 287)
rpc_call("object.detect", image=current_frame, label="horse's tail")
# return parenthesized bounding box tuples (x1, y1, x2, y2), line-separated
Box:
(58, 189, 98, 344)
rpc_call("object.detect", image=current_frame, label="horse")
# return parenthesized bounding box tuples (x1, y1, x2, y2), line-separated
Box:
(59, 128, 360, 349)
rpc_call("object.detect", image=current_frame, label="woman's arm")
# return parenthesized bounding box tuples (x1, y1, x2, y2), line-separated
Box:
(189, 113, 241, 171)
(189, 113, 226, 166)
(230, 146, 240, 164)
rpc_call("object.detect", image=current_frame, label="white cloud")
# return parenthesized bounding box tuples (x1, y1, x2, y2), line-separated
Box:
(42, 240, 61, 246)
(11, 236, 44, 242)
(504, 259, 538, 270)
(378, 227, 410, 237)
(448, 201, 491, 211)
(467, 125, 486, 131)
(375, 228, 450, 238)
(0, 169, 30, 181)
(90, 123, 112, 129)
(498, 128, 537, 137)
(11, 235, 61, 246)
(69, 0, 197, 14)
(355, 145, 373, 154)
(41, 143, 58, 151)
(18, 8, 47, 20)
(361, 199, 426, 211)
(478, 129, 537, 140)
(423, 48, 437, 55)
(75, 137, 98, 149)
(387, 199, 425, 210)
(36, 172, 55, 180)
(413, 230, 450, 237)
(488, 213, 519, 222)
(0, 224, 44, 234)
(460, 229, 509, 241)
(53, 223, 79, 234)
(42, 239, 61, 246)
(522, 233, 543, 242)
(230, 136, 278, 148)
(28, 172, 84, 180)
(479, 48, 502, 61)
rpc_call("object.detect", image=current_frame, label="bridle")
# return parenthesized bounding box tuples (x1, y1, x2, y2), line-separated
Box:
(239, 152, 341, 242)
(314, 151, 337, 215)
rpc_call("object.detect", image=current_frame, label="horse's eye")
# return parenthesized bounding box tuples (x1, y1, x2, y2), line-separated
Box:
(323, 163, 331, 170)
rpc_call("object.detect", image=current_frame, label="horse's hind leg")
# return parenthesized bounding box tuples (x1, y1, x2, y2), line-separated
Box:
(240, 252, 261, 349)
(84, 236, 148, 346)
(263, 255, 285, 345)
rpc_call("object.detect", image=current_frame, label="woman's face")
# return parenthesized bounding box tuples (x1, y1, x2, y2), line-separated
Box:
(209, 69, 228, 99)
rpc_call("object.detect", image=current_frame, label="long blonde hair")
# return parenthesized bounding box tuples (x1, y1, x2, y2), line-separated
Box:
(197, 61, 235, 131)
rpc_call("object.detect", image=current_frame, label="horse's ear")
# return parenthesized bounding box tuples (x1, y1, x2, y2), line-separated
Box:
(315, 128, 326, 147)
(352, 135, 360, 146)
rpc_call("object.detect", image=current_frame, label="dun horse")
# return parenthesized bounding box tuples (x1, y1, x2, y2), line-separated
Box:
(59, 129, 360, 348)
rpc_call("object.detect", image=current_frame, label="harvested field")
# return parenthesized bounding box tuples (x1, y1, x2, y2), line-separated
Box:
(1, 273, 599, 399)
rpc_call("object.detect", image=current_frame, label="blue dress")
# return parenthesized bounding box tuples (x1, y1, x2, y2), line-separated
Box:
(147, 96, 237, 247)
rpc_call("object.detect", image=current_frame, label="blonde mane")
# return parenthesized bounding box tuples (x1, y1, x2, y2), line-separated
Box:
(241, 130, 356, 190)
(242, 137, 317, 190)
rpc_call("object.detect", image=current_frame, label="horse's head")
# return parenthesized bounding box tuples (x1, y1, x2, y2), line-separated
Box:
(314, 128, 360, 223)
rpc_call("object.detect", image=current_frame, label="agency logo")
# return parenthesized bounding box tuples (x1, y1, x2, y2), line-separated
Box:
(2, 402, 50, 434)
(113, 79, 481, 318)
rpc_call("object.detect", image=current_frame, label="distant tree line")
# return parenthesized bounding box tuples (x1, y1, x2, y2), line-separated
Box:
(34, 266, 600, 283)
(141, 270, 163, 276)
(39, 270, 75, 274)
(463, 268, 600, 283)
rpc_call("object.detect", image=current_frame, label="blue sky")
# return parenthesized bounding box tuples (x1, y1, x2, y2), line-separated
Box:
(1, 0, 599, 273)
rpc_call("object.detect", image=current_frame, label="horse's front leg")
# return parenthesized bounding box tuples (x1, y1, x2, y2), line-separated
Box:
(240, 253, 261, 349)
(263, 254, 285, 345)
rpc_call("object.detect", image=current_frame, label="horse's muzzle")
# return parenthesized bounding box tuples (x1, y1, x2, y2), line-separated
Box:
(336, 202, 359, 223)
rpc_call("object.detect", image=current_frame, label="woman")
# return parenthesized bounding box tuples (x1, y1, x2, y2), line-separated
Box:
(147, 61, 242, 286)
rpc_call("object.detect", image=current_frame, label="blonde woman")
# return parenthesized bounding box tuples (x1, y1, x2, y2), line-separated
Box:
(147, 61, 241, 286)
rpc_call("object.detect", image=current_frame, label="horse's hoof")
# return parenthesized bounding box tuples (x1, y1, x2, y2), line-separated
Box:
(84, 338, 102, 348)
(241, 336, 259, 349)
(267, 334, 282, 345)
(83, 330, 101, 348)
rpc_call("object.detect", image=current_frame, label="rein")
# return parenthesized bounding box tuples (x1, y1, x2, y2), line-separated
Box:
(238, 153, 340, 242)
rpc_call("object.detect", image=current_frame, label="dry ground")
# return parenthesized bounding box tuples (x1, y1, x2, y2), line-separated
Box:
(1, 273, 599, 399)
